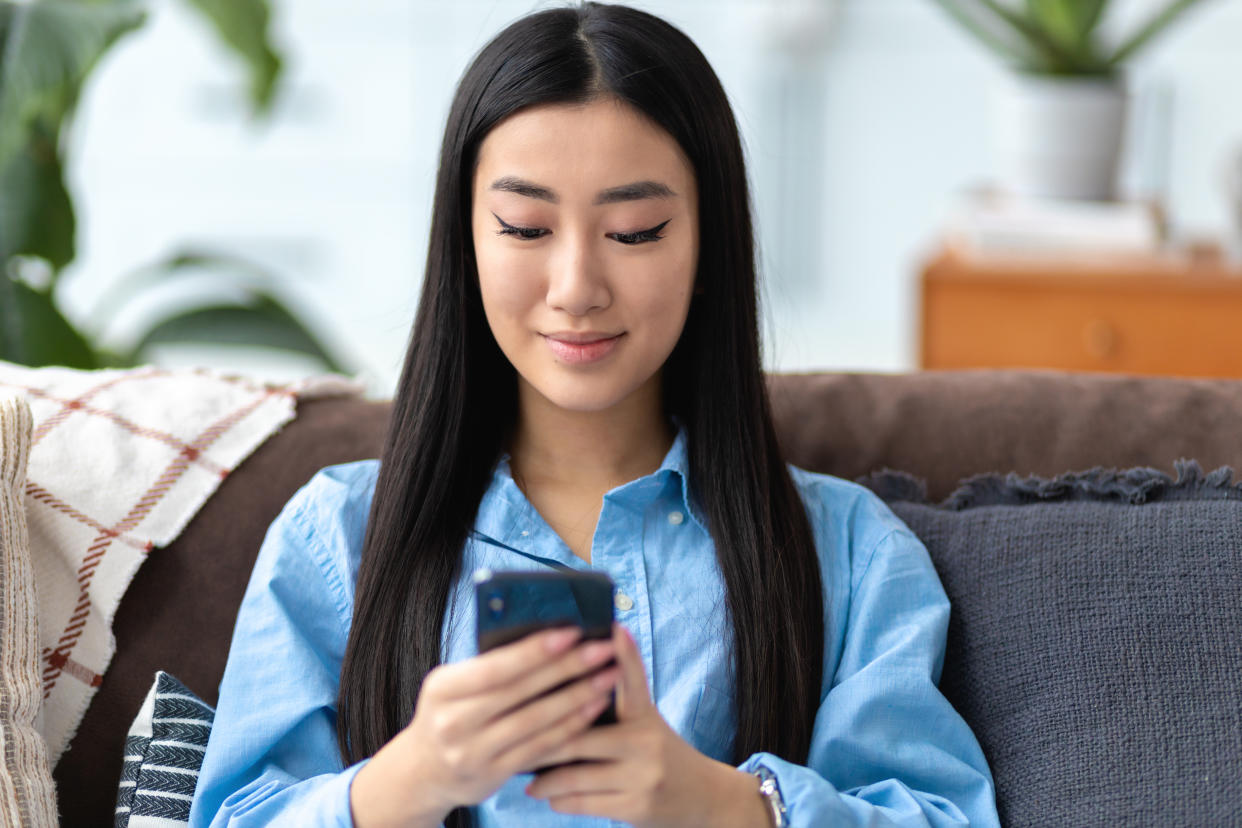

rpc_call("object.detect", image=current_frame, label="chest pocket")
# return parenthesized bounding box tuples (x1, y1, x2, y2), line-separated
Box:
(690, 683, 736, 762)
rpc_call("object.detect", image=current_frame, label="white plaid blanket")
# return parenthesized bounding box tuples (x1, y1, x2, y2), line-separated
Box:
(0, 361, 362, 763)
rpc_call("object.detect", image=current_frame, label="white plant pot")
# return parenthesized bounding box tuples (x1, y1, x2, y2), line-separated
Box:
(992, 73, 1129, 201)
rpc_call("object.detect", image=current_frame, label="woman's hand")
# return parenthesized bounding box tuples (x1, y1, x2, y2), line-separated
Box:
(351, 627, 620, 828)
(525, 624, 771, 828)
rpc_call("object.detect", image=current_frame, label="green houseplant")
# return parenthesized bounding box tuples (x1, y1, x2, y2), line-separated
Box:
(930, 0, 1211, 76)
(0, 0, 347, 371)
(930, 0, 1216, 200)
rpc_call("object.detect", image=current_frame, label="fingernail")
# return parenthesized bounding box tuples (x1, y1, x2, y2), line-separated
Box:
(545, 627, 581, 652)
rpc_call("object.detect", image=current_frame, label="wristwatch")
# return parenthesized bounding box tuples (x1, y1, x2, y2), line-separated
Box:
(751, 764, 788, 828)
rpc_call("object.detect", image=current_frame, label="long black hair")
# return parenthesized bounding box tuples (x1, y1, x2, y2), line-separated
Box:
(337, 2, 823, 817)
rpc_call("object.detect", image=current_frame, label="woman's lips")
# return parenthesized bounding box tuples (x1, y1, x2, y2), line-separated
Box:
(543, 333, 624, 364)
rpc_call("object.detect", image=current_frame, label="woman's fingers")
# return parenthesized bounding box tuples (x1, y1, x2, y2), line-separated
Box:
(544, 793, 634, 820)
(496, 690, 615, 776)
(475, 638, 615, 723)
(527, 759, 626, 799)
(612, 624, 653, 719)
(480, 664, 620, 762)
(428, 627, 582, 699)
(529, 719, 628, 767)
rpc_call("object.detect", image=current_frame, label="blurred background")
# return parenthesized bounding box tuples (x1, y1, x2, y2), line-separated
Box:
(5, 0, 1242, 396)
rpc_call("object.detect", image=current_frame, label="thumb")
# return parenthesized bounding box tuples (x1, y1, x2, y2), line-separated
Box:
(613, 623, 653, 719)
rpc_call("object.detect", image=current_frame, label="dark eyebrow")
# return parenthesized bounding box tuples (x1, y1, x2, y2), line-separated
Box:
(488, 176, 677, 206)
(593, 180, 676, 205)
(489, 176, 558, 203)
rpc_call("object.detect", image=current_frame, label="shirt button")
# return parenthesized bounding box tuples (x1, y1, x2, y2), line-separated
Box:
(520, 530, 529, 537)
(668, 510, 685, 526)
(614, 591, 634, 612)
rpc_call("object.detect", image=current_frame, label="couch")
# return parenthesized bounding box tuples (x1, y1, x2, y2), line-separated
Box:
(54, 370, 1242, 826)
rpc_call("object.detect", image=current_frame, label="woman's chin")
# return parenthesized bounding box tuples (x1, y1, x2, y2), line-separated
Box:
(522, 373, 647, 415)
(537, 388, 632, 414)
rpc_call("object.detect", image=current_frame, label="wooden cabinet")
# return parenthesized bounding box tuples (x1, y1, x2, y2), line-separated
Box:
(919, 249, 1242, 378)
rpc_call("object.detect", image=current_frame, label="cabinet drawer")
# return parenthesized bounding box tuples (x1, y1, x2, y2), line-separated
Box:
(921, 276, 1242, 377)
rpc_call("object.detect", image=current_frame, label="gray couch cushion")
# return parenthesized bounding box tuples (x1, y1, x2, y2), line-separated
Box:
(861, 462, 1242, 827)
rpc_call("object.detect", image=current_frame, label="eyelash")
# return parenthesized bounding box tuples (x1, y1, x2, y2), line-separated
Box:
(493, 214, 669, 245)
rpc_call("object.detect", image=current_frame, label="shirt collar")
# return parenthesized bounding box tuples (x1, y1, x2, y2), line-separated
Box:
(473, 425, 709, 550)
(652, 426, 709, 534)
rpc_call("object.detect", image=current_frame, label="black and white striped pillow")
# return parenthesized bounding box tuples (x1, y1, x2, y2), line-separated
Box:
(115, 671, 214, 827)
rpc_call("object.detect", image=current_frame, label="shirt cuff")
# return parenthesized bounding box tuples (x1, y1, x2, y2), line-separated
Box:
(739, 752, 851, 827)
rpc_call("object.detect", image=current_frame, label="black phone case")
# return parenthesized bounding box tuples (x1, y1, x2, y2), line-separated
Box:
(474, 569, 617, 729)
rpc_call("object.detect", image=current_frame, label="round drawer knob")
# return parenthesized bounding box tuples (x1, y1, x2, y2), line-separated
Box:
(1083, 319, 1118, 359)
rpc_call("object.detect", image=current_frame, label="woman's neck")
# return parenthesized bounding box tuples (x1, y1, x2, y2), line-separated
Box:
(509, 376, 674, 494)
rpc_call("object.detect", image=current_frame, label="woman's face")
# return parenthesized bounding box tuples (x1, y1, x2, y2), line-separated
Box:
(471, 98, 699, 415)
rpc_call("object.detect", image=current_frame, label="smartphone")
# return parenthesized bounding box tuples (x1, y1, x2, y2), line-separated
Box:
(473, 568, 617, 727)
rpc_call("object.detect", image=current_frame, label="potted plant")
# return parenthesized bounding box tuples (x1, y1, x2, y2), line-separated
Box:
(930, 0, 1214, 201)
(0, 0, 347, 372)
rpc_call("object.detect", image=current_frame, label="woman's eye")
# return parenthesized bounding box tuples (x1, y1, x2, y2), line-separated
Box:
(493, 213, 548, 241)
(608, 219, 670, 246)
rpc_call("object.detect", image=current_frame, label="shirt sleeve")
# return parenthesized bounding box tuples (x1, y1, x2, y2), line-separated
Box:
(738, 527, 1000, 827)
(189, 472, 381, 828)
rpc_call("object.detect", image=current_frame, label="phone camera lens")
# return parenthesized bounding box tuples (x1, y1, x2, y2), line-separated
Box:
(487, 594, 504, 618)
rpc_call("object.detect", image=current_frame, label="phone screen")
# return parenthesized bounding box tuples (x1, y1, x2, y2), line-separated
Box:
(473, 569, 618, 732)
(474, 569, 615, 652)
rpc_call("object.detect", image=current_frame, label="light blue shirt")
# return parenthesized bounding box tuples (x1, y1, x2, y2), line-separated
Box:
(190, 431, 999, 827)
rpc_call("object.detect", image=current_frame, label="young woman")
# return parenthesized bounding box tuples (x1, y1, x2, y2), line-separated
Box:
(190, 4, 999, 827)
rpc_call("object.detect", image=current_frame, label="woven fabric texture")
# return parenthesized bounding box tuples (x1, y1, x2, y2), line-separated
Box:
(115, 671, 214, 827)
(0, 361, 361, 764)
(862, 463, 1242, 827)
(56, 396, 386, 827)
(0, 394, 58, 827)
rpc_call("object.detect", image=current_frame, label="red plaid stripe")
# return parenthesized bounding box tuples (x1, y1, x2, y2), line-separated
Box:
(23, 368, 166, 446)
(35, 379, 292, 696)
(24, 485, 150, 552)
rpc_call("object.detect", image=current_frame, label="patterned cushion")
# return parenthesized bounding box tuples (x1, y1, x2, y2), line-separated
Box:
(115, 672, 214, 827)
(861, 462, 1242, 826)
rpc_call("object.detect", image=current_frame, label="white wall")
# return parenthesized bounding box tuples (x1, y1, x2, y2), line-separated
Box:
(59, 0, 1242, 393)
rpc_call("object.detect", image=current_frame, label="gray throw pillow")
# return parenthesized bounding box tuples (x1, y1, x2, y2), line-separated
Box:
(860, 462, 1242, 827)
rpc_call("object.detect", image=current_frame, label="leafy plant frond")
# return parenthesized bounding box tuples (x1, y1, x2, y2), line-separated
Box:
(931, 0, 1045, 68)
(0, 0, 308, 372)
(1108, 0, 1211, 67)
(92, 250, 349, 372)
(0, 279, 98, 368)
(930, 0, 1217, 76)
(120, 297, 348, 373)
(181, 0, 281, 116)
(0, 0, 145, 170)
(89, 248, 280, 326)
(0, 120, 74, 269)
(1026, 0, 1108, 56)
(975, 0, 1091, 72)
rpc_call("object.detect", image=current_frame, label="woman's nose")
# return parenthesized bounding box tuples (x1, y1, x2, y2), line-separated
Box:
(546, 237, 611, 316)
